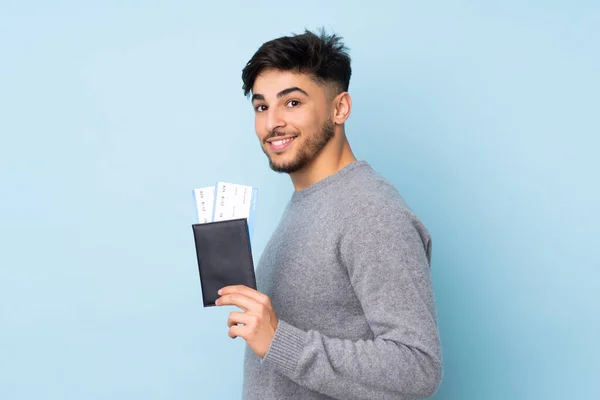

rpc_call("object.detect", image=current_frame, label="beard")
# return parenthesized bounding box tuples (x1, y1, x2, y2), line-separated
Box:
(263, 119, 335, 174)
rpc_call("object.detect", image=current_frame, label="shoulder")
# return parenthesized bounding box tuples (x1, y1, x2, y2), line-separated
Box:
(338, 165, 432, 258)
(341, 164, 412, 219)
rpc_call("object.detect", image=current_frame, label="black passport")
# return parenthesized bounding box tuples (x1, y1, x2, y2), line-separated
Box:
(191, 218, 257, 307)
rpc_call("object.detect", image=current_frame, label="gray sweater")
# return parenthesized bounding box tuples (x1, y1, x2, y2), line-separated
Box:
(242, 160, 442, 399)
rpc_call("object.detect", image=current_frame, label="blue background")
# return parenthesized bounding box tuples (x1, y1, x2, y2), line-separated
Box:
(1, 1, 598, 399)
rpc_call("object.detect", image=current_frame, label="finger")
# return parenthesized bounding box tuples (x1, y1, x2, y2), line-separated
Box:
(216, 293, 257, 312)
(218, 285, 269, 304)
(227, 312, 253, 328)
(228, 324, 246, 339)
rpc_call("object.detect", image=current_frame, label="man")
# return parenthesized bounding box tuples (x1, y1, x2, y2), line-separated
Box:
(214, 29, 442, 399)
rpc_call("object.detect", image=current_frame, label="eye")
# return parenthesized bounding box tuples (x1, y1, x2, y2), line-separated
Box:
(286, 99, 301, 108)
(254, 104, 267, 112)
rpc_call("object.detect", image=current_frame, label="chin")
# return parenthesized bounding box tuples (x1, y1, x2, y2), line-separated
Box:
(268, 154, 308, 174)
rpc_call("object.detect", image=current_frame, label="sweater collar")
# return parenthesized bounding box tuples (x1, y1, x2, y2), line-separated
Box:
(290, 160, 370, 203)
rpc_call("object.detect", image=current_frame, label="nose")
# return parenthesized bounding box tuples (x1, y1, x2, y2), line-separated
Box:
(265, 106, 286, 134)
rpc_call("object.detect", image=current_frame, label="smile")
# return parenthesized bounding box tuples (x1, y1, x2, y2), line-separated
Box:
(268, 136, 297, 152)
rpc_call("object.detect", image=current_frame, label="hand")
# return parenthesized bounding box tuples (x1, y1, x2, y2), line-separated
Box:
(215, 285, 279, 358)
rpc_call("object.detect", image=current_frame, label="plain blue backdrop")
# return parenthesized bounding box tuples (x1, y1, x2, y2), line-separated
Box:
(1, 1, 598, 399)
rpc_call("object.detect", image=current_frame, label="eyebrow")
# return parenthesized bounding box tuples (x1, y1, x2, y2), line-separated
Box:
(251, 86, 309, 102)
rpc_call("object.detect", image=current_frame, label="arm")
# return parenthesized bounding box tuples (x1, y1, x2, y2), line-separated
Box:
(260, 207, 443, 399)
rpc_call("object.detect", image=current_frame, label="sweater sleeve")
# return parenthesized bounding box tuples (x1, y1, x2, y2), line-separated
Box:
(260, 206, 443, 400)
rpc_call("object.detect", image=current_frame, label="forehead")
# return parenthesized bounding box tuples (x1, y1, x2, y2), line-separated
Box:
(252, 69, 323, 98)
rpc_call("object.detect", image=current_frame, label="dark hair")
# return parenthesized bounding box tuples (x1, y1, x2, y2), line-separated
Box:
(241, 28, 351, 97)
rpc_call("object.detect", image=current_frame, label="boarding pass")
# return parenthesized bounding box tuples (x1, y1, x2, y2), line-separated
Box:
(193, 182, 258, 241)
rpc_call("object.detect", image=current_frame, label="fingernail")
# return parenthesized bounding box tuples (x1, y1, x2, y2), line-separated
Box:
(218, 289, 222, 295)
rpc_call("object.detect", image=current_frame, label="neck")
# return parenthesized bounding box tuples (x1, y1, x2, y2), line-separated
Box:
(289, 127, 357, 191)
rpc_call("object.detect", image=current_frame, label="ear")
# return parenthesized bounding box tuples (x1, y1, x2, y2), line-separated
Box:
(332, 92, 352, 125)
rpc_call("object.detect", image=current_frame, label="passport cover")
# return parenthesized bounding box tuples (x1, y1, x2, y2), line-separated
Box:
(191, 218, 256, 307)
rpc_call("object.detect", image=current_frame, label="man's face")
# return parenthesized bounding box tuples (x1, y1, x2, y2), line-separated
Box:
(251, 69, 335, 174)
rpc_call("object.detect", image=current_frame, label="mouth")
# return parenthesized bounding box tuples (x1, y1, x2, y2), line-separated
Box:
(266, 135, 298, 153)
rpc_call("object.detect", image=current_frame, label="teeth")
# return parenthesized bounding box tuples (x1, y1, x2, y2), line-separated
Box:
(272, 137, 294, 146)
